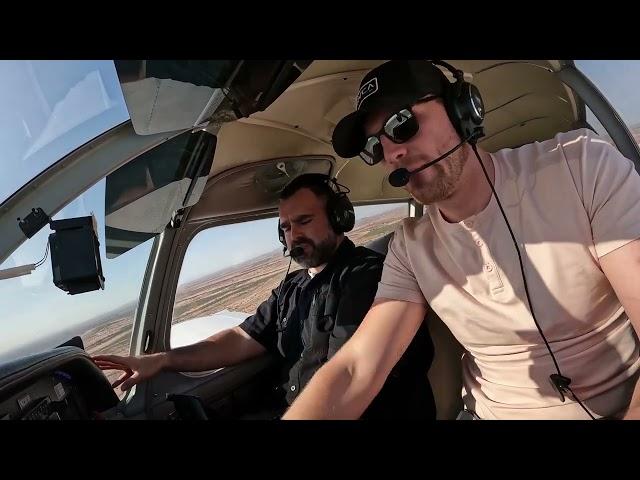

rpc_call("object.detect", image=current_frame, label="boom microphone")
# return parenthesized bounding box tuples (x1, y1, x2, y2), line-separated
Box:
(388, 138, 469, 188)
(283, 246, 305, 257)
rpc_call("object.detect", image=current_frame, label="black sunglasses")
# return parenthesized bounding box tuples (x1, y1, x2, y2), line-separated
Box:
(359, 96, 439, 166)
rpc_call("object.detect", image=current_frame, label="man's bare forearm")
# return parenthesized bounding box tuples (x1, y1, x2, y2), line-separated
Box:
(284, 299, 426, 419)
(163, 326, 266, 373)
(283, 354, 382, 419)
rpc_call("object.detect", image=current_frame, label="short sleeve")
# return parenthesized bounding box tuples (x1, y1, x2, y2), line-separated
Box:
(375, 225, 427, 305)
(562, 129, 640, 258)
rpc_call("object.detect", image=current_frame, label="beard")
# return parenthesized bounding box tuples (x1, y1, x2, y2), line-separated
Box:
(406, 147, 467, 205)
(291, 233, 339, 268)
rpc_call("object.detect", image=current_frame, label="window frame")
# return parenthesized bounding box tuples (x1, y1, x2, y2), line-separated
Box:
(155, 199, 415, 353)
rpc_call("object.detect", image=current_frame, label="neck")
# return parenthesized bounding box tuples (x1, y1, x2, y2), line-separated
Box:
(308, 235, 345, 276)
(437, 145, 494, 224)
(308, 265, 324, 277)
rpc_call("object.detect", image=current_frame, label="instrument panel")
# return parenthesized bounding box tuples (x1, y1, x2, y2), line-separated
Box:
(0, 370, 91, 420)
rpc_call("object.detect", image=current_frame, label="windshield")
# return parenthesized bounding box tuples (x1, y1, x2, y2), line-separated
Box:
(0, 178, 154, 364)
(0, 60, 313, 370)
(0, 60, 129, 205)
(0, 61, 139, 364)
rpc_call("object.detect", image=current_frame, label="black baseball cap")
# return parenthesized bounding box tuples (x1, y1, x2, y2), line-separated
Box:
(331, 60, 449, 159)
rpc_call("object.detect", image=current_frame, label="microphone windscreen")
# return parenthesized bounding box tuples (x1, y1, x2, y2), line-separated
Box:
(289, 246, 304, 257)
(389, 168, 410, 188)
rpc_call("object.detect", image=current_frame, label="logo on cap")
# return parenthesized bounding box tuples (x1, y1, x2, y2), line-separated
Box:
(356, 77, 378, 110)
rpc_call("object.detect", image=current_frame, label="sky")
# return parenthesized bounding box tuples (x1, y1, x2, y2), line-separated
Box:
(577, 60, 640, 129)
(0, 61, 128, 205)
(1, 59, 640, 360)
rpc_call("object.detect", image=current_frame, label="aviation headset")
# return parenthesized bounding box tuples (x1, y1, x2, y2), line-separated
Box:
(277, 173, 355, 250)
(431, 59, 485, 144)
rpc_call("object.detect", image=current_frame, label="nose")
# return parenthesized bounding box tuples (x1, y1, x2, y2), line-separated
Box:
(380, 135, 408, 169)
(290, 224, 303, 244)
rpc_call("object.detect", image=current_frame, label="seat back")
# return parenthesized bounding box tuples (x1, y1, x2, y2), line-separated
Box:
(365, 231, 463, 419)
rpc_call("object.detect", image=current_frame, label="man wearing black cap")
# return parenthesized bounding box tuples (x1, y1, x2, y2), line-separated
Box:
(283, 60, 640, 420)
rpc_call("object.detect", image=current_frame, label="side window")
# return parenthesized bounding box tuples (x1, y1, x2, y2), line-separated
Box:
(575, 60, 640, 148)
(170, 217, 289, 349)
(170, 202, 407, 348)
(350, 203, 407, 247)
(584, 105, 609, 139)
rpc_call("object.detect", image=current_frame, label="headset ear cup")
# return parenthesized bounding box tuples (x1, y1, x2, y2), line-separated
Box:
(334, 194, 355, 233)
(326, 192, 355, 234)
(340, 196, 355, 232)
(457, 82, 484, 139)
(433, 61, 485, 141)
(467, 83, 484, 125)
(326, 193, 341, 233)
(445, 80, 485, 140)
(443, 82, 465, 139)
